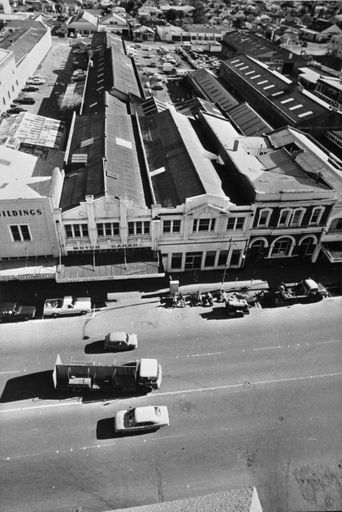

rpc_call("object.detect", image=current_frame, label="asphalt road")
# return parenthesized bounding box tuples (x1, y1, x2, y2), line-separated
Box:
(0, 297, 341, 512)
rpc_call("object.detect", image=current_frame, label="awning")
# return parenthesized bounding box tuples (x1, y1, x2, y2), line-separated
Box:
(321, 242, 342, 263)
(56, 250, 163, 282)
(0, 259, 57, 281)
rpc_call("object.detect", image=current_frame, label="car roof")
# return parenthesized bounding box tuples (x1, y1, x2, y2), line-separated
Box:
(108, 331, 127, 342)
(134, 406, 161, 423)
(139, 358, 158, 377)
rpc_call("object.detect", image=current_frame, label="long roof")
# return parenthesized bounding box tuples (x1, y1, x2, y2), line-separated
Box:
(228, 102, 273, 136)
(223, 55, 330, 124)
(139, 108, 225, 208)
(109, 44, 141, 100)
(188, 68, 239, 113)
(0, 20, 48, 65)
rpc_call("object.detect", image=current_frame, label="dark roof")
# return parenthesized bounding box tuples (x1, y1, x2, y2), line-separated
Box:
(228, 102, 273, 136)
(139, 109, 224, 208)
(177, 97, 226, 119)
(82, 33, 108, 115)
(306, 19, 337, 33)
(109, 44, 141, 101)
(105, 94, 146, 207)
(222, 31, 300, 62)
(0, 21, 47, 65)
(188, 68, 239, 113)
(222, 55, 328, 124)
(60, 113, 105, 210)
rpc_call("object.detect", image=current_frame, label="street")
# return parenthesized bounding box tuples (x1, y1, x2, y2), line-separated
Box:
(0, 296, 342, 512)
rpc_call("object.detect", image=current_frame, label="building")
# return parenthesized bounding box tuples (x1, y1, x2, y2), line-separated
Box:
(328, 33, 342, 59)
(300, 19, 342, 43)
(219, 54, 342, 137)
(221, 30, 306, 76)
(98, 12, 129, 38)
(0, 19, 51, 114)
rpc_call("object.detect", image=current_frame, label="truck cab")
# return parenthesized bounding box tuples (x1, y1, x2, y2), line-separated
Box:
(138, 359, 162, 390)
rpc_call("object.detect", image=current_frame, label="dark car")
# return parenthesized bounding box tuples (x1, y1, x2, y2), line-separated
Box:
(7, 107, 26, 114)
(22, 86, 39, 92)
(13, 96, 35, 105)
(0, 302, 36, 323)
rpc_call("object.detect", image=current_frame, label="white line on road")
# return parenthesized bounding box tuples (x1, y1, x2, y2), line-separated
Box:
(189, 352, 223, 358)
(0, 400, 82, 414)
(252, 345, 282, 351)
(0, 370, 21, 375)
(155, 371, 342, 397)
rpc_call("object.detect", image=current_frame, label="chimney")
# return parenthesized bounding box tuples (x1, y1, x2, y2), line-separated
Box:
(233, 140, 239, 151)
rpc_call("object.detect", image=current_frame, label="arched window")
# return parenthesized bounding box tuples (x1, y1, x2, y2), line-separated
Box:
(299, 237, 316, 257)
(271, 237, 292, 257)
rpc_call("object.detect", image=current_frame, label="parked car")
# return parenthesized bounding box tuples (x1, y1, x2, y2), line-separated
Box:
(14, 97, 35, 105)
(22, 86, 39, 92)
(104, 331, 138, 351)
(0, 302, 36, 323)
(114, 405, 169, 434)
(7, 106, 26, 114)
(43, 296, 92, 317)
(151, 84, 163, 90)
(26, 77, 46, 85)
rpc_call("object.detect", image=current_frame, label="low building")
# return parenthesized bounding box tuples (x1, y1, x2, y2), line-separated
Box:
(98, 12, 129, 37)
(66, 10, 99, 37)
(328, 33, 342, 59)
(300, 19, 342, 43)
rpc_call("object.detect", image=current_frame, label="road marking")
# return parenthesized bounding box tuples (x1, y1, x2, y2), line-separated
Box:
(149, 434, 185, 442)
(0, 370, 21, 375)
(188, 352, 223, 358)
(0, 401, 82, 414)
(155, 371, 342, 397)
(253, 345, 282, 351)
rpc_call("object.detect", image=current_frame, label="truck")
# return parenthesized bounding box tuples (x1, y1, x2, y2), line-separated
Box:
(259, 278, 323, 307)
(43, 296, 92, 317)
(0, 302, 36, 323)
(52, 355, 162, 394)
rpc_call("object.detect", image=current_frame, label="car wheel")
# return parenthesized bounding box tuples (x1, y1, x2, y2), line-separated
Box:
(80, 310, 87, 315)
(52, 313, 58, 318)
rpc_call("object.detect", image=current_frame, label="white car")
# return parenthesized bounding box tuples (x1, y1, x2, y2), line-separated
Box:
(114, 405, 169, 434)
(104, 331, 138, 351)
(27, 76, 46, 85)
(43, 296, 92, 317)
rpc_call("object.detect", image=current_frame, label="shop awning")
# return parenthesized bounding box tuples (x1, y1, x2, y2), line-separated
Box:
(321, 242, 342, 263)
(0, 259, 57, 281)
(56, 250, 163, 282)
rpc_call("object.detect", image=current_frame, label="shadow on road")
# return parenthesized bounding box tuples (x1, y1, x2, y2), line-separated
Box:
(200, 307, 240, 320)
(84, 340, 106, 354)
(0, 371, 149, 403)
(96, 417, 156, 440)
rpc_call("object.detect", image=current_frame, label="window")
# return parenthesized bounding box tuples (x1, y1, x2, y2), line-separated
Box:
(204, 251, 216, 267)
(10, 225, 31, 242)
(271, 238, 291, 257)
(278, 209, 291, 227)
(163, 219, 181, 234)
(257, 209, 272, 227)
(329, 218, 342, 232)
(65, 224, 89, 238)
(128, 221, 150, 236)
(291, 209, 305, 227)
(171, 253, 182, 269)
(218, 250, 228, 266)
(230, 249, 241, 266)
(193, 218, 216, 232)
(309, 207, 324, 226)
(97, 222, 119, 237)
(227, 217, 245, 230)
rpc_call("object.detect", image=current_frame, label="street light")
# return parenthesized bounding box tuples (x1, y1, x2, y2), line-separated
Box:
(221, 238, 246, 287)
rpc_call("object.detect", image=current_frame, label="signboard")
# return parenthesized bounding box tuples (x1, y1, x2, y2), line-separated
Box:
(69, 242, 141, 251)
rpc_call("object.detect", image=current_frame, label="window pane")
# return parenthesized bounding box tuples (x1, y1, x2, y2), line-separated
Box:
(10, 225, 21, 241)
(163, 220, 171, 233)
(65, 225, 73, 238)
(230, 249, 240, 266)
(171, 253, 182, 269)
(199, 219, 210, 231)
(20, 225, 31, 241)
(173, 220, 181, 232)
(193, 219, 198, 232)
(218, 250, 228, 266)
(128, 222, 134, 235)
(136, 222, 142, 234)
(204, 251, 216, 267)
(227, 218, 235, 230)
(144, 221, 150, 234)
(236, 217, 244, 229)
(74, 225, 81, 237)
(105, 223, 112, 236)
(81, 225, 88, 237)
(113, 223, 120, 235)
(210, 219, 216, 231)
(97, 224, 104, 236)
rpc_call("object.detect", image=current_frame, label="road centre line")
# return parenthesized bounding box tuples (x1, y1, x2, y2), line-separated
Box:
(188, 352, 223, 358)
(253, 345, 282, 351)
(155, 371, 342, 397)
(0, 400, 82, 414)
(0, 370, 21, 375)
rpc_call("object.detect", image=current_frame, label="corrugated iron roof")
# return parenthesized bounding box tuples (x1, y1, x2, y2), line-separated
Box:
(139, 109, 225, 208)
(228, 102, 272, 136)
(110, 45, 141, 100)
(189, 68, 239, 113)
(0, 21, 47, 64)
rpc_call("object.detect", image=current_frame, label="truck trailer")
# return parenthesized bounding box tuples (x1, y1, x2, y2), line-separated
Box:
(52, 355, 162, 394)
